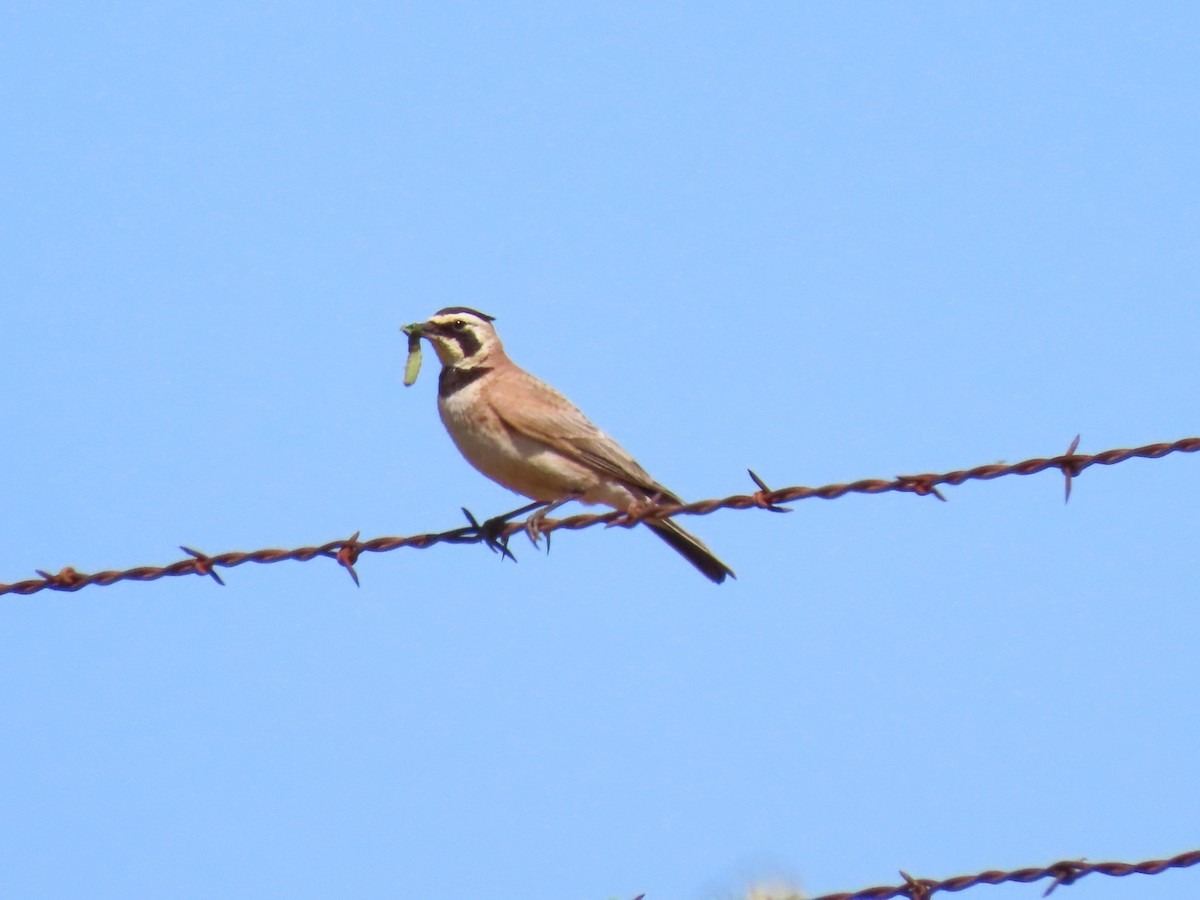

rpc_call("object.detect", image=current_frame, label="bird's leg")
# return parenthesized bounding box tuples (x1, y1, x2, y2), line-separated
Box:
(476, 499, 545, 561)
(524, 492, 583, 551)
(619, 491, 666, 526)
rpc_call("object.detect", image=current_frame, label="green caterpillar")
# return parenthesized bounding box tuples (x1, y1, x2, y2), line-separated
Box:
(400, 323, 423, 386)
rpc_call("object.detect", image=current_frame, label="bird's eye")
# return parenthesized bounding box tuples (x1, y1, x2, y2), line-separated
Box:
(453, 319, 467, 331)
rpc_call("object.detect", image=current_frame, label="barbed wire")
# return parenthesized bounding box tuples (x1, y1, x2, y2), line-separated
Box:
(804, 845, 1200, 900)
(622, 846, 1200, 899)
(3, 434, 1196, 597)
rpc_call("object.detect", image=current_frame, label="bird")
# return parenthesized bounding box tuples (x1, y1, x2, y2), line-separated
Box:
(410, 307, 734, 584)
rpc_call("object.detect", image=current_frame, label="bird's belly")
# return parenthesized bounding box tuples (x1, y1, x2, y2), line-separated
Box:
(438, 392, 597, 502)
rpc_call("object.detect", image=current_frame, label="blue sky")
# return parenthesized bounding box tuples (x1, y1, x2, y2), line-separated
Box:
(2, 4, 1198, 898)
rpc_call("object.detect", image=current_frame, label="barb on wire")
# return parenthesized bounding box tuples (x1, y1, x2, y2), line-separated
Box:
(3, 435, 1197, 597)
(1061, 434, 1083, 504)
(805, 845, 1200, 900)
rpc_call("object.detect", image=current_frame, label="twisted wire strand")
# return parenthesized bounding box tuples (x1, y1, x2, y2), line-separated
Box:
(3, 435, 1196, 597)
(807, 845, 1200, 900)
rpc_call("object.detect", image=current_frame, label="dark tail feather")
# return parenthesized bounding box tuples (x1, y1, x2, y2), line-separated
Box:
(645, 519, 735, 584)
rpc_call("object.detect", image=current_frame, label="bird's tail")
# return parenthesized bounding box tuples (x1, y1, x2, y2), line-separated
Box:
(645, 518, 735, 584)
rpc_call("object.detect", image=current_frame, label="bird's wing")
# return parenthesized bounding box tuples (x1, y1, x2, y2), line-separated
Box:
(486, 367, 680, 501)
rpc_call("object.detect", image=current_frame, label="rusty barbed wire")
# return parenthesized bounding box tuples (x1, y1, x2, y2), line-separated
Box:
(3, 434, 1196, 597)
(804, 845, 1200, 900)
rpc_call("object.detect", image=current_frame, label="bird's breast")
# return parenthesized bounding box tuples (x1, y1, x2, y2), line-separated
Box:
(437, 377, 595, 502)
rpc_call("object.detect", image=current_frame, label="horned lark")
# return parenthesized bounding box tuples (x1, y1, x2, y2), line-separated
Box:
(409, 307, 734, 584)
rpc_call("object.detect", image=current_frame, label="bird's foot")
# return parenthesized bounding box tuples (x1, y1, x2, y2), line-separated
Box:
(463, 496, 581, 559)
(523, 507, 549, 549)
(522, 493, 582, 552)
(615, 493, 664, 528)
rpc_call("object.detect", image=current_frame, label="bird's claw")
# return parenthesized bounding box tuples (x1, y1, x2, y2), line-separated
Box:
(464, 500, 550, 563)
(465, 496, 577, 561)
(523, 508, 551, 552)
(521, 493, 583, 553)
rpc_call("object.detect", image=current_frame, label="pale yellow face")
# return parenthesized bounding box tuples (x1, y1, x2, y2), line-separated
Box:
(420, 308, 500, 367)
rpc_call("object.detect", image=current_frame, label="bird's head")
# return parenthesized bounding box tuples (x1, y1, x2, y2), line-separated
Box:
(415, 307, 502, 367)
